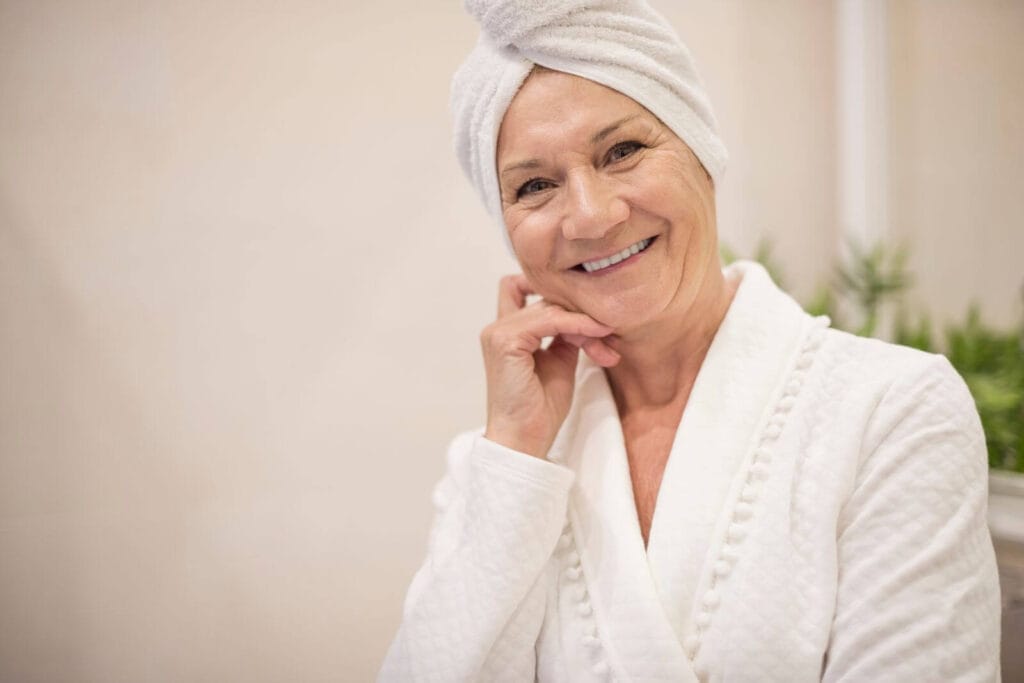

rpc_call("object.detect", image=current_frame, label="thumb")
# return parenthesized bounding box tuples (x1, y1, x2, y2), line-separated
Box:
(562, 333, 621, 367)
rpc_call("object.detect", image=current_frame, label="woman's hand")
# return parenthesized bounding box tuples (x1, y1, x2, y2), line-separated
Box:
(481, 274, 620, 459)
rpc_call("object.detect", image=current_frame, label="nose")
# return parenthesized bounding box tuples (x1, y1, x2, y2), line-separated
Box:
(561, 168, 629, 241)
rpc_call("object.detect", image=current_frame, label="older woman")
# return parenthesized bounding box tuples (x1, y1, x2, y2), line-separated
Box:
(380, 1, 1001, 681)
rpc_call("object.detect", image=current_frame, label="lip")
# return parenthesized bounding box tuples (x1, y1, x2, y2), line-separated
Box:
(570, 236, 658, 276)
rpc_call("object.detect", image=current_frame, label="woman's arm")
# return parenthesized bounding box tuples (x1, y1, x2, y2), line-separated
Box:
(379, 274, 611, 681)
(822, 354, 1002, 682)
(378, 430, 575, 682)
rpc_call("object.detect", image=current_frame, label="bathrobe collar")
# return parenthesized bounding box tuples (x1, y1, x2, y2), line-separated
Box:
(547, 260, 818, 680)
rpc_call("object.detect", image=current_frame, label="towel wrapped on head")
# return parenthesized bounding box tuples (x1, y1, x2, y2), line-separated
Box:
(451, 0, 729, 253)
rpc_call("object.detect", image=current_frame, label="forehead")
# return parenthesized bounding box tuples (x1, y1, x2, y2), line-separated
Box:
(497, 69, 648, 158)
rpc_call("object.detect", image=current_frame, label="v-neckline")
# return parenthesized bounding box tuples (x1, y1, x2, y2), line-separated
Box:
(620, 405, 685, 556)
(545, 261, 816, 679)
(608, 269, 743, 558)
(551, 362, 698, 680)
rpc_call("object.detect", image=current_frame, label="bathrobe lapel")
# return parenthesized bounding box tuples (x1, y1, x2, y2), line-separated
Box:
(645, 261, 813, 648)
(554, 362, 698, 682)
(548, 261, 814, 681)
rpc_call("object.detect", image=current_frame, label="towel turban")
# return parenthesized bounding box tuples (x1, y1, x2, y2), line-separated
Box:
(451, 0, 729, 254)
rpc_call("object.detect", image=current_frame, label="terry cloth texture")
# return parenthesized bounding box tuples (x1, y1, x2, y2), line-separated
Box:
(379, 260, 1001, 682)
(451, 0, 729, 254)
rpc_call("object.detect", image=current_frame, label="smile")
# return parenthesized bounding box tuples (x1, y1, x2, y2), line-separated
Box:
(577, 237, 655, 273)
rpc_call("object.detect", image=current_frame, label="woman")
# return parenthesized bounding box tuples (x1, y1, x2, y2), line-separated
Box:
(380, 1, 1001, 681)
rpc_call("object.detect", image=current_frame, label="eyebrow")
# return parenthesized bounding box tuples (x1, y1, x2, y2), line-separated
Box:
(590, 114, 640, 144)
(500, 158, 542, 177)
(499, 114, 642, 178)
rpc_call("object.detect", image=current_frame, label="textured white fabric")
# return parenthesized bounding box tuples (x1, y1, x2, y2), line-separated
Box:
(450, 0, 728, 254)
(379, 260, 1001, 682)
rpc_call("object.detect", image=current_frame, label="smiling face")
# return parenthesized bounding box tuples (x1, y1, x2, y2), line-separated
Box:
(496, 68, 721, 332)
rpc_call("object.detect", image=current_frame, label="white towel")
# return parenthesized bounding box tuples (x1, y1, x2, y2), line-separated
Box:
(451, 0, 729, 254)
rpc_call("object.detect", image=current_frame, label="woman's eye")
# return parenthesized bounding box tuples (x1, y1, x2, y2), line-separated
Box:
(516, 178, 554, 199)
(606, 141, 644, 163)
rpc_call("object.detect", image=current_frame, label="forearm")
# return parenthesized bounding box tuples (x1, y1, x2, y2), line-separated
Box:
(379, 434, 574, 682)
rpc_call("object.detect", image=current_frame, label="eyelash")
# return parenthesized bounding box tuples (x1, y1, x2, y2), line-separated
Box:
(606, 140, 644, 163)
(514, 140, 646, 199)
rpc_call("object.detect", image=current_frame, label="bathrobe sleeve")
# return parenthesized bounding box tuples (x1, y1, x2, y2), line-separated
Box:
(378, 431, 575, 682)
(822, 354, 1002, 682)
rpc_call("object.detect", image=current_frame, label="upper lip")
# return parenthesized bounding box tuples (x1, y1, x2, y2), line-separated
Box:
(569, 236, 654, 269)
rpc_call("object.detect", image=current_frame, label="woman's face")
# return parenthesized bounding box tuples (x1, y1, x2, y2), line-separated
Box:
(496, 68, 719, 331)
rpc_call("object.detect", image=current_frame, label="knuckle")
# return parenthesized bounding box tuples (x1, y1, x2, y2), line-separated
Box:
(540, 305, 560, 323)
(482, 326, 509, 349)
(491, 334, 516, 353)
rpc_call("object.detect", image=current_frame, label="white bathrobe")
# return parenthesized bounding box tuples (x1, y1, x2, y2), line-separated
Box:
(379, 260, 1001, 682)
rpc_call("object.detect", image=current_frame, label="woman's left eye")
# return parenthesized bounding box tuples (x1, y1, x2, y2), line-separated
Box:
(606, 141, 644, 163)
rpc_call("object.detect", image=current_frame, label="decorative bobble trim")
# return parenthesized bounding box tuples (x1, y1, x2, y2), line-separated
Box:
(558, 523, 613, 680)
(684, 317, 830, 662)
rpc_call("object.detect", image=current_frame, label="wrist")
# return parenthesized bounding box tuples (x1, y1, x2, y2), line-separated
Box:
(483, 426, 551, 459)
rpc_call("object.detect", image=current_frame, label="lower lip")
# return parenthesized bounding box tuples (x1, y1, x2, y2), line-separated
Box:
(576, 237, 657, 276)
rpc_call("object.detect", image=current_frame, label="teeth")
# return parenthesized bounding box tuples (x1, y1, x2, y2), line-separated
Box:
(581, 238, 652, 273)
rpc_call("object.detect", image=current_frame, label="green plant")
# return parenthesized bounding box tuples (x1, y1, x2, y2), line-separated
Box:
(893, 310, 934, 353)
(943, 306, 1024, 471)
(833, 240, 913, 338)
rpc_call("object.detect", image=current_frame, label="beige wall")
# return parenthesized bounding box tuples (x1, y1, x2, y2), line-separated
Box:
(889, 0, 1024, 327)
(1, 1, 1020, 681)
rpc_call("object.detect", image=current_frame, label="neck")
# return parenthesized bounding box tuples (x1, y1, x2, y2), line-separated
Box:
(603, 259, 739, 414)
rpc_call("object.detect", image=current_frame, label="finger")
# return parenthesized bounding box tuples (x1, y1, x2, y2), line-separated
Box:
(515, 307, 614, 342)
(559, 333, 590, 348)
(497, 274, 535, 318)
(582, 338, 621, 367)
(561, 333, 620, 366)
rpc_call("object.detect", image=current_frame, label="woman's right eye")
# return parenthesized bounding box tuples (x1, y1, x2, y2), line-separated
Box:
(516, 178, 554, 199)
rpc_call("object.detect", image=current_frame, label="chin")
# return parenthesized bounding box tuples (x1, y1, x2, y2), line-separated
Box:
(569, 276, 683, 332)
(579, 298, 664, 332)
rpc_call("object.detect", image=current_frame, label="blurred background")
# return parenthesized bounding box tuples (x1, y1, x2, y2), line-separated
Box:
(1, 0, 1021, 680)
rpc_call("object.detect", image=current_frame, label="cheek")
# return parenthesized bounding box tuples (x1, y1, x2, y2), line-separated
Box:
(630, 156, 709, 227)
(508, 214, 557, 270)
